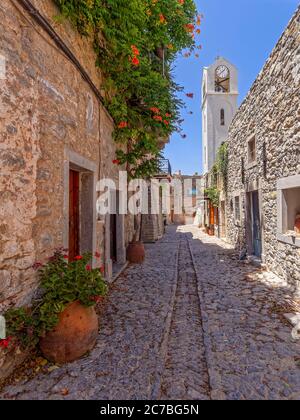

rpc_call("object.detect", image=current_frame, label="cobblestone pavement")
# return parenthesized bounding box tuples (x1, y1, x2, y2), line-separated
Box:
(160, 238, 210, 400)
(1, 225, 300, 400)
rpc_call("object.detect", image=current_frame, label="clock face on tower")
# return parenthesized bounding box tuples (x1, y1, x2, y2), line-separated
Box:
(216, 65, 229, 79)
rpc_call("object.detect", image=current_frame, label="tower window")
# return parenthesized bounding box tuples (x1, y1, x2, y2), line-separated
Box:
(220, 109, 225, 126)
(215, 65, 230, 93)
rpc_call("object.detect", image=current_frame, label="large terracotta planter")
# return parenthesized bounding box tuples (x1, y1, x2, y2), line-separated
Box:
(295, 215, 300, 235)
(127, 241, 145, 264)
(40, 301, 99, 364)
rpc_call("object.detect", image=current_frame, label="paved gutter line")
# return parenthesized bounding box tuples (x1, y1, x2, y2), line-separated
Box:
(150, 242, 181, 400)
(188, 240, 223, 401)
(110, 262, 130, 284)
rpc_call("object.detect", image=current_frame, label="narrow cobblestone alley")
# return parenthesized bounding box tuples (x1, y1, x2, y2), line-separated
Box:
(1, 226, 300, 401)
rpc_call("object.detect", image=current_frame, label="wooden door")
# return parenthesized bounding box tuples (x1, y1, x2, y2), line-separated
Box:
(110, 214, 117, 263)
(252, 191, 262, 258)
(69, 170, 80, 261)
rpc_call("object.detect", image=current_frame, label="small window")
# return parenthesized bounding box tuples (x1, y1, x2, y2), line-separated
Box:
(220, 109, 225, 126)
(248, 137, 256, 164)
(277, 175, 300, 247)
(234, 196, 241, 223)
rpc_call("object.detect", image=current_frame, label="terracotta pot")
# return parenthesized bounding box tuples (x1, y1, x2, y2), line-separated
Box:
(208, 226, 215, 236)
(127, 241, 145, 264)
(295, 215, 300, 235)
(40, 301, 99, 364)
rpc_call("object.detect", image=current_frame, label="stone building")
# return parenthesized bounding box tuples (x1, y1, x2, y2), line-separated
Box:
(140, 159, 171, 243)
(225, 7, 300, 291)
(0, 0, 139, 316)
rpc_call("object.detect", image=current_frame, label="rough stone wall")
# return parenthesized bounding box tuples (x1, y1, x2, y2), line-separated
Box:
(0, 0, 133, 313)
(226, 8, 300, 290)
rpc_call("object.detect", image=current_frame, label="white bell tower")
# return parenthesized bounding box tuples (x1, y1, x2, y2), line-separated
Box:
(202, 57, 238, 174)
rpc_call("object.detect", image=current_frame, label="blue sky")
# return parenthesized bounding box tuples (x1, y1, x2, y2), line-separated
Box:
(164, 0, 299, 175)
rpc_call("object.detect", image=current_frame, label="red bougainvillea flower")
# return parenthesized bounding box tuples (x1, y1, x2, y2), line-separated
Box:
(196, 15, 203, 26)
(32, 262, 43, 271)
(90, 296, 103, 304)
(185, 24, 195, 33)
(118, 121, 128, 129)
(131, 56, 140, 66)
(165, 113, 172, 118)
(159, 14, 166, 24)
(131, 45, 140, 56)
(153, 115, 163, 122)
(112, 159, 121, 165)
(75, 256, 83, 261)
(164, 120, 169, 125)
(86, 265, 92, 271)
(100, 266, 105, 274)
(178, 0, 185, 5)
(0, 337, 12, 349)
(95, 252, 101, 259)
(150, 107, 160, 114)
(63, 255, 69, 260)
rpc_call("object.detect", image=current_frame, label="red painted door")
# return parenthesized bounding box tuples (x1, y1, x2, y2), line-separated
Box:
(69, 170, 80, 261)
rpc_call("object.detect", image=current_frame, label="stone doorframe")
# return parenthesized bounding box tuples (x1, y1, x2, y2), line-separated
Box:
(63, 148, 97, 266)
(245, 178, 265, 263)
(104, 189, 127, 282)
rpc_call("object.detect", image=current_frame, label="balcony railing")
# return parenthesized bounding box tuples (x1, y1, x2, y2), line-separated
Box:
(156, 158, 172, 177)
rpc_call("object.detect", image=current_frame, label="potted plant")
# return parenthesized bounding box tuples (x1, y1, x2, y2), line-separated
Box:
(4, 250, 108, 364)
(127, 214, 145, 264)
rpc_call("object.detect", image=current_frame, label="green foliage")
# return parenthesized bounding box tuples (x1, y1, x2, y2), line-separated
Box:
(54, 0, 199, 178)
(205, 187, 220, 208)
(4, 252, 108, 350)
(216, 142, 229, 191)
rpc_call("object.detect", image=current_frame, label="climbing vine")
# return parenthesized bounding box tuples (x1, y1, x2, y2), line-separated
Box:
(205, 143, 229, 207)
(216, 142, 229, 192)
(205, 187, 219, 207)
(54, 0, 200, 178)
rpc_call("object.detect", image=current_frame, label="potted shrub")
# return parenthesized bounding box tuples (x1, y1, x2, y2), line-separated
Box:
(4, 250, 108, 364)
(127, 214, 145, 264)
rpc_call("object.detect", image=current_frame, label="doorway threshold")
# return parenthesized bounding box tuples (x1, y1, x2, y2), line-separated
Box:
(111, 262, 129, 284)
(247, 255, 263, 268)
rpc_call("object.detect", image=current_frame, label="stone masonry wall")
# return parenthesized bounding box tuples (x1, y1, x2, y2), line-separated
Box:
(0, 0, 133, 311)
(226, 8, 300, 291)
